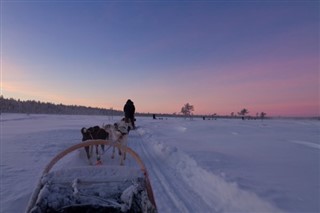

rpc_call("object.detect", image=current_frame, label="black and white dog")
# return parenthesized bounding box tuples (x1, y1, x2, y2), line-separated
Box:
(103, 118, 133, 165)
(80, 126, 108, 164)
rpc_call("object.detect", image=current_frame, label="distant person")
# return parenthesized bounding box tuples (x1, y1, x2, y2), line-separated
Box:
(123, 99, 135, 129)
(153, 114, 156, 119)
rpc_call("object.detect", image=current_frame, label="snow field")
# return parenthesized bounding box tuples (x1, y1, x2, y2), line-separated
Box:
(1, 114, 319, 213)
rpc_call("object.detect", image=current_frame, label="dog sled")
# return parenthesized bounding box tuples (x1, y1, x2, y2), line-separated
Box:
(25, 140, 157, 213)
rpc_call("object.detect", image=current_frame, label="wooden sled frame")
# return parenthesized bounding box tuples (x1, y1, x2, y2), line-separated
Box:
(26, 140, 157, 213)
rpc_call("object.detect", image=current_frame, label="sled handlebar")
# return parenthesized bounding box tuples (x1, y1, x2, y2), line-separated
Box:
(43, 140, 146, 174)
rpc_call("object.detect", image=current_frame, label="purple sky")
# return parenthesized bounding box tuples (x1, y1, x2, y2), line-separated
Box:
(1, 1, 319, 116)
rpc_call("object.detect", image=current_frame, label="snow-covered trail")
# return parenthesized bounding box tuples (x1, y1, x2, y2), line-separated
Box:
(128, 124, 283, 213)
(130, 129, 213, 212)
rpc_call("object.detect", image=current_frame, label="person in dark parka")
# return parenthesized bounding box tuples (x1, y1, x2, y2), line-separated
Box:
(123, 99, 136, 129)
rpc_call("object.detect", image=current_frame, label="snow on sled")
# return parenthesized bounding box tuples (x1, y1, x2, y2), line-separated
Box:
(25, 140, 157, 213)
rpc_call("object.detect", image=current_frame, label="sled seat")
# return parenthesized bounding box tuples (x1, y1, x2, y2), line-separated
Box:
(26, 140, 157, 213)
(30, 166, 153, 213)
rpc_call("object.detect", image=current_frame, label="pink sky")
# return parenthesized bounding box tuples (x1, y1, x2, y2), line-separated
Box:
(1, 1, 319, 117)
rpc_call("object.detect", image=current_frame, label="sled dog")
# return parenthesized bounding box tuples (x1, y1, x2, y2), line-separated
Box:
(81, 126, 108, 164)
(103, 118, 133, 165)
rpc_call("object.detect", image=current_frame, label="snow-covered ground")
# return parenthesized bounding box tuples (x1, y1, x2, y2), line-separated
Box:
(1, 113, 319, 213)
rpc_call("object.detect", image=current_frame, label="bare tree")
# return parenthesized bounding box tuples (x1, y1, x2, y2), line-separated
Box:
(260, 112, 267, 120)
(181, 103, 194, 118)
(238, 108, 249, 120)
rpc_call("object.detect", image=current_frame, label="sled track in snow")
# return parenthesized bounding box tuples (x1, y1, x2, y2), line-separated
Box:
(130, 129, 213, 212)
(128, 127, 284, 213)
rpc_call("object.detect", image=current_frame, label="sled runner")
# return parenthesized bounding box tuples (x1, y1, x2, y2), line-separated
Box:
(25, 140, 157, 213)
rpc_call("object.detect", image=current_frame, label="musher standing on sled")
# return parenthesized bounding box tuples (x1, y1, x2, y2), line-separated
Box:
(124, 99, 136, 129)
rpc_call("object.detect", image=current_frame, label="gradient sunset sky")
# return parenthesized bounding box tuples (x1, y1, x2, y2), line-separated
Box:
(1, 1, 319, 116)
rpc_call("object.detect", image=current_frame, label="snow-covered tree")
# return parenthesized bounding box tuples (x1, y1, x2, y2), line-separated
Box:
(238, 108, 249, 116)
(260, 112, 267, 120)
(181, 103, 194, 117)
(238, 108, 249, 120)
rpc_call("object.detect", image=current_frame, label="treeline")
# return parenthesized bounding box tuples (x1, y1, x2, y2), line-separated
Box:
(0, 96, 123, 116)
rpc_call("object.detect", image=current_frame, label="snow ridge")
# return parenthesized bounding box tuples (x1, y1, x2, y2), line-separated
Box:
(136, 127, 283, 213)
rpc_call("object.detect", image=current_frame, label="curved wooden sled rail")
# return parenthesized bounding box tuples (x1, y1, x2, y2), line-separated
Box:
(26, 140, 157, 213)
